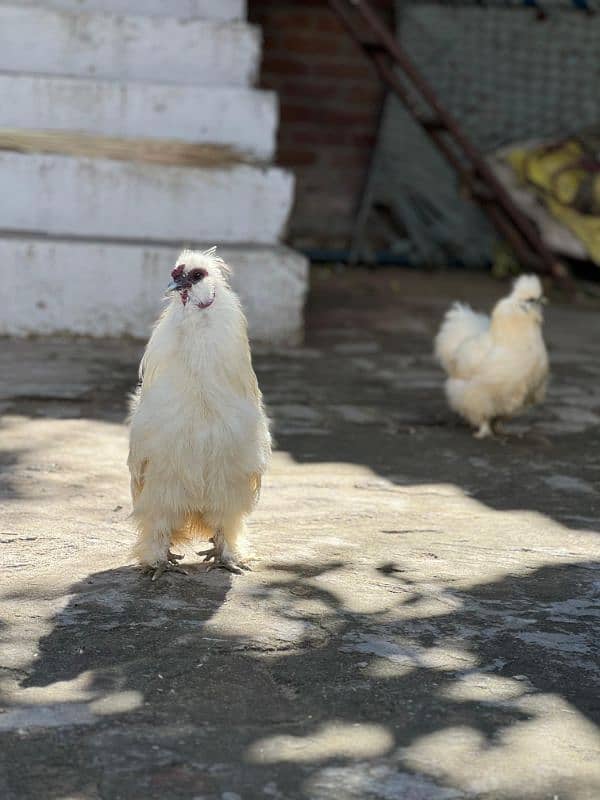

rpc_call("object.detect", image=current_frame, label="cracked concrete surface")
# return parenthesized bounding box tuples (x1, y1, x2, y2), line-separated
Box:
(1, 268, 599, 800)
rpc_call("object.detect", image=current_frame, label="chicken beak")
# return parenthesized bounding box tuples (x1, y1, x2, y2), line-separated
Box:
(165, 278, 192, 292)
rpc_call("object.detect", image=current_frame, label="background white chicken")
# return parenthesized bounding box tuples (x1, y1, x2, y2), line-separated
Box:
(434, 274, 549, 438)
(128, 247, 271, 579)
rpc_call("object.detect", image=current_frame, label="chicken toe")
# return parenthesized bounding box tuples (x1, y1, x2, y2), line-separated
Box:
(198, 535, 250, 575)
(207, 557, 250, 575)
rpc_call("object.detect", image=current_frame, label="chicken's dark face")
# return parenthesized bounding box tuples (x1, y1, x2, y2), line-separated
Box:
(519, 294, 547, 323)
(167, 262, 216, 310)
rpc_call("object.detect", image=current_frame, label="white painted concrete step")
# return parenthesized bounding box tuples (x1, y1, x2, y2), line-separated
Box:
(0, 6, 259, 87)
(1, 237, 308, 344)
(10, 0, 246, 21)
(0, 152, 294, 244)
(0, 75, 277, 160)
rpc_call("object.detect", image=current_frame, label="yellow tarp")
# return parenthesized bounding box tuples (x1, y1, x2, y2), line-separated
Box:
(507, 140, 600, 265)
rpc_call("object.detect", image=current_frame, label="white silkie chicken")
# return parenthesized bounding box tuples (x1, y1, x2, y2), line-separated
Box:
(434, 274, 549, 438)
(128, 247, 271, 580)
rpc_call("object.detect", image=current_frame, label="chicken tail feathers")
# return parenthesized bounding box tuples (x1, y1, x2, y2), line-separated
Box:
(434, 302, 489, 374)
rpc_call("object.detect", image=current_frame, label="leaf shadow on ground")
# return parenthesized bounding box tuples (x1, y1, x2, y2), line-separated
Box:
(1, 554, 598, 800)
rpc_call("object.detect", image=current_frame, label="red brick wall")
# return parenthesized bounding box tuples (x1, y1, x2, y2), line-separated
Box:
(248, 0, 392, 251)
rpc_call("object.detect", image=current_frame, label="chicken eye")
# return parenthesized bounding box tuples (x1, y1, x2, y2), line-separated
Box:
(190, 269, 207, 283)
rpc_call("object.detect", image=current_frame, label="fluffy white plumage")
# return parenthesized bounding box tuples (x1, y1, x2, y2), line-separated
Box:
(128, 247, 271, 578)
(434, 274, 549, 438)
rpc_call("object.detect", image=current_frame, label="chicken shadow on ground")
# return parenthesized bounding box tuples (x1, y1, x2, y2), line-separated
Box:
(2, 555, 598, 800)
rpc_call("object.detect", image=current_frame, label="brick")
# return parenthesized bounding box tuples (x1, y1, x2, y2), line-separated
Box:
(350, 132, 378, 148)
(261, 55, 312, 76)
(312, 12, 346, 33)
(280, 32, 339, 55)
(321, 61, 377, 80)
(277, 146, 319, 166)
(281, 104, 380, 127)
(326, 150, 371, 169)
(281, 80, 345, 101)
(288, 128, 366, 146)
(341, 84, 384, 106)
(269, 9, 334, 30)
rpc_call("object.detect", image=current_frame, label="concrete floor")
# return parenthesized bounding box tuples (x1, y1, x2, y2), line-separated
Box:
(1, 268, 599, 800)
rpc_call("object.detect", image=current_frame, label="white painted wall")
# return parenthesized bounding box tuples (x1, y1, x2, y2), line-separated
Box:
(0, 6, 260, 86)
(0, 75, 277, 160)
(9, 0, 246, 20)
(0, 238, 308, 344)
(1, 152, 294, 244)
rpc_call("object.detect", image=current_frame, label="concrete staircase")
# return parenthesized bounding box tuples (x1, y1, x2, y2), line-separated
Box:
(0, 1, 308, 344)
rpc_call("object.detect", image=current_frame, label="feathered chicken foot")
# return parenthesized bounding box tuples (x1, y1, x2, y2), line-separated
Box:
(474, 421, 492, 439)
(197, 537, 251, 575)
(144, 558, 188, 582)
(143, 551, 186, 581)
(491, 418, 507, 436)
(474, 419, 509, 442)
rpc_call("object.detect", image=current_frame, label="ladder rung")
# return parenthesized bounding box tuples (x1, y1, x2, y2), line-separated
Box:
(361, 39, 386, 52)
(470, 184, 497, 203)
(417, 115, 446, 132)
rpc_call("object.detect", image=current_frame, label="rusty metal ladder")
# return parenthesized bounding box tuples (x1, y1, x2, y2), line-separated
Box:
(329, 0, 573, 288)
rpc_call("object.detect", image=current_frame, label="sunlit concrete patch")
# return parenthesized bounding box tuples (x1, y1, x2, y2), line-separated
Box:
(304, 763, 463, 800)
(402, 701, 600, 800)
(245, 722, 394, 764)
(202, 605, 330, 650)
(89, 691, 143, 716)
(341, 633, 477, 672)
(441, 672, 529, 703)
(0, 671, 93, 706)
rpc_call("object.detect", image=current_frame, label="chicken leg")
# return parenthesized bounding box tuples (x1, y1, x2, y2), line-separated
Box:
(197, 529, 250, 575)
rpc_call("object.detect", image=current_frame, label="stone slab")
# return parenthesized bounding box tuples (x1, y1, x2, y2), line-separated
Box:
(0, 152, 294, 244)
(10, 0, 246, 20)
(0, 75, 277, 160)
(0, 5, 259, 86)
(0, 236, 309, 344)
